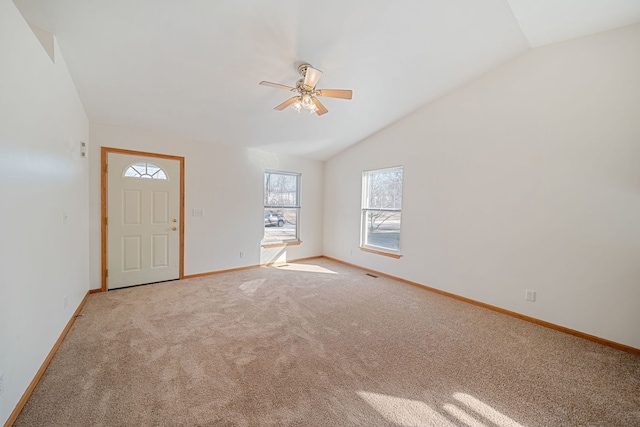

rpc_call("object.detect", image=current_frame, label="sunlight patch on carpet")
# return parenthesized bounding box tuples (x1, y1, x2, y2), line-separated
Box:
(453, 393, 524, 427)
(443, 404, 488, 427)
(357, 391, 455, 427)
(273, 263, 338, 274)
(239, 278, 266, 295)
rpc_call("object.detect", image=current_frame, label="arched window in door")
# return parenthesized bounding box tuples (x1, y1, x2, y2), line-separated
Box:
(123, 162, 168, 180)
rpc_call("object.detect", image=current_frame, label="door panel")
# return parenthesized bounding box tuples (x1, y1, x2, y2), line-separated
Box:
(152, 191, 169, 224)
(151, 234, 169, 268)
(123, 190, 142, 224)
(122, 236, 142, 271)
(107, 153, 181, 289)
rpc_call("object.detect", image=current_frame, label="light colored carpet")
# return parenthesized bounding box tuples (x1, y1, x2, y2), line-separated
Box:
(14, 258, 640, 426)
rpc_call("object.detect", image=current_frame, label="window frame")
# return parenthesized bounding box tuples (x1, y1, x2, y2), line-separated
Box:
(263, 170, 301, 246)
(360, 166, 403, 258)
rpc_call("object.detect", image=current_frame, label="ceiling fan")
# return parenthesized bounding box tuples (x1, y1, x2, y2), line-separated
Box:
(259, 63, 352, 116)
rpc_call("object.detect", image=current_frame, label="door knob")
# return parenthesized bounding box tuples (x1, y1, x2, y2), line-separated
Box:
(171, 226, 177, 231)
(172, 218, 177, 222)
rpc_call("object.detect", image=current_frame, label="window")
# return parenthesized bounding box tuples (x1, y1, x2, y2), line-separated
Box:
(361, 166, 403, 256)
(263, 171, 300, 244)
(123, 162, 168, 180)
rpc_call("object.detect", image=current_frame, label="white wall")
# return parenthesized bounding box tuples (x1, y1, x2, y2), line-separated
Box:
(324, 23, 640, 349)
(88, 122, 324, 289)
(0, 1, 90, 424)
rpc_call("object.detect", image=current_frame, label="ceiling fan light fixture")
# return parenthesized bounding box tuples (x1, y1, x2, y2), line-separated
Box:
(290, 94, 318, 114)
(301, 94, 314, 108)
(292, 98, 302, 112)
(260, 63, 351, 116)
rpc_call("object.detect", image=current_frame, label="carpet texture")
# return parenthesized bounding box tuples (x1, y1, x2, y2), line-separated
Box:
(14, 259, 640, 426)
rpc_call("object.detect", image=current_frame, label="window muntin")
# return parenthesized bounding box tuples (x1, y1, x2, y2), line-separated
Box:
(263, 171, 300, 243)
(361, 166, 403, 253)
(123, 162, 168, 180)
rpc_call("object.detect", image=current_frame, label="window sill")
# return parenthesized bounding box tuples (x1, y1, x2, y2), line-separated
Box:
(262, 241, 302, 249)
(360, 246, 402, 259)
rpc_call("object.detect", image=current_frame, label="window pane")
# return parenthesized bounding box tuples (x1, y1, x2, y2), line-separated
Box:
(263, 208, 298, 243)
(264, 171, 300, 243)
(365, 168, 402, 209)
(123, 162, 168, 180)
(264, 172, 299, 207)
(362, 166, 403, 252)
(363, 210, 401, 251)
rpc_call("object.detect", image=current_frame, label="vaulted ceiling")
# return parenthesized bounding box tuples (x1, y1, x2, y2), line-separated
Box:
(14, 0, 640, 160)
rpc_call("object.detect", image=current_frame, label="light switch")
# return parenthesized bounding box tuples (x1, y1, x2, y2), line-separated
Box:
(192, 208, 204, 217)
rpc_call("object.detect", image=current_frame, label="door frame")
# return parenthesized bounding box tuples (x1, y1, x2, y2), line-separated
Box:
(101, 147, 185, 291)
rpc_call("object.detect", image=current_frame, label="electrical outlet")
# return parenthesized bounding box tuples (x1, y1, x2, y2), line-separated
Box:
(0, 373, 4, 395)
(525, 289, 536, 302)
(240, 251, 245, 259)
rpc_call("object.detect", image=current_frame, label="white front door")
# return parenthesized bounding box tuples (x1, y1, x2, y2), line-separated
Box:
(107, 152, 181, 289)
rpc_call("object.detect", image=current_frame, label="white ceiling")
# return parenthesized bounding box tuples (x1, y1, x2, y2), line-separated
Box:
(507, 0, 640, 47)
(14, 0, 640, 160)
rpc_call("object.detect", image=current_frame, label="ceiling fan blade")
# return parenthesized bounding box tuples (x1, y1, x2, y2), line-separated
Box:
(259, 81, 296, 91)
(274, 96, 300, 110)
(303, 67, 323, 89)
(312, 97, 328, 116)
(316, 89, 353, 100)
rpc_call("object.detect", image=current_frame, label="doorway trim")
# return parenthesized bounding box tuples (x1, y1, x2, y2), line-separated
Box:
(101, 147, 185, 291)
